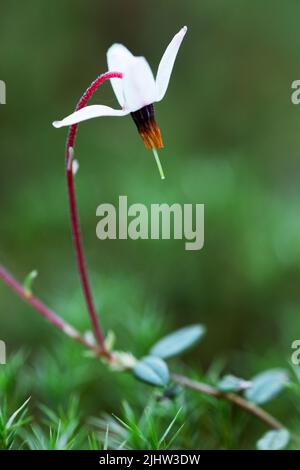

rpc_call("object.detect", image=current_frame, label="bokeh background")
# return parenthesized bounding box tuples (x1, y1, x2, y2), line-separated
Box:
(1, 0, 300, 448)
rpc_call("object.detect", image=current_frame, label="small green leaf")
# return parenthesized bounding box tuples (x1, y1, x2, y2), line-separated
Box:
(256, 429, 290, 450)
(133, 356, 170, 387)
(158, 408, 182, 447)
(217, 374, 252, 392)
(23, 270, 38, 296)
(150, 324, 206, 359)
(105, 330, 116, 352)
(245, 369, 289, 404)
(6, 397, 31, 429)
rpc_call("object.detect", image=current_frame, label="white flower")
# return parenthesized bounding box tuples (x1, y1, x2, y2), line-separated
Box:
(53, 26, 187, 178)
(106, 25, 187, 114)
(53, 26, 186, 129)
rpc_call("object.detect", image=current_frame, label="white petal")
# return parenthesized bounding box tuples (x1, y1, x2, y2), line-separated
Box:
(107, 44, 134, 107)
(122, 56, 156, 112)
(155, 26, 187, 102)
(52, 105, 129, 128)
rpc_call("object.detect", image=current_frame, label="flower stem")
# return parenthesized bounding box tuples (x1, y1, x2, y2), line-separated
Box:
(152, 148, 165, 180)
(65, 72, 122, 354)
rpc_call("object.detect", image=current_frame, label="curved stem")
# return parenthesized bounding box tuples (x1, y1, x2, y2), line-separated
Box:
(65, 72, 122, 354)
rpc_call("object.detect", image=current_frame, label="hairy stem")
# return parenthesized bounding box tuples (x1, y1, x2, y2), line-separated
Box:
(65, 72, 122, 354)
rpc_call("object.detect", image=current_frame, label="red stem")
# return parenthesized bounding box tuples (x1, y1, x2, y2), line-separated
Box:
(0, 264, 291, 435)
(65, 72, 122, 353)
(0, 265, 97, 352)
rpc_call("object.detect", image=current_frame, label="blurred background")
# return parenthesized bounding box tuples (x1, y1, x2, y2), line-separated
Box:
(1, 0, 300, 448)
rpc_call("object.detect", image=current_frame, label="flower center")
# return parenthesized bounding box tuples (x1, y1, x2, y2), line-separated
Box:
(130, 104, 164, 150)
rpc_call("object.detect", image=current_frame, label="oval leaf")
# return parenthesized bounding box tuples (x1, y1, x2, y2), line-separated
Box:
(217, 375, 252, 393)
(256, 429, 290, 450)
(133, 356, 170, 387)
(150, 324, 206, 359)
(245, 369, 289, 404)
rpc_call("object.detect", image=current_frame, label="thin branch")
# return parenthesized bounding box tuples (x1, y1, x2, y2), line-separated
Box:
(171, 373, 285, 431)
(0, 265, 98, 354)
(0, 264, 292, 435)
(65, 72, 122, 354)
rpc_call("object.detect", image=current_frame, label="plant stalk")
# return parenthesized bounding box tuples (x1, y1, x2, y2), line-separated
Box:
(65, 72, 122, 354)
(0, 264, 294, 437)
(171, 373, 284, 430)
(0, 265, 97, 353)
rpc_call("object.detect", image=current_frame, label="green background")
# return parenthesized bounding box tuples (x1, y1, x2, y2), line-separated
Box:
(1, 0, 300, 448)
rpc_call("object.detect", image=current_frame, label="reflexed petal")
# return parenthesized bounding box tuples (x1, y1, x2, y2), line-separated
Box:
(107, 44, 134, 106)
(155, 26, 187, 102)
(122, 56, 156, 112)
(52, 105, 129, 128)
